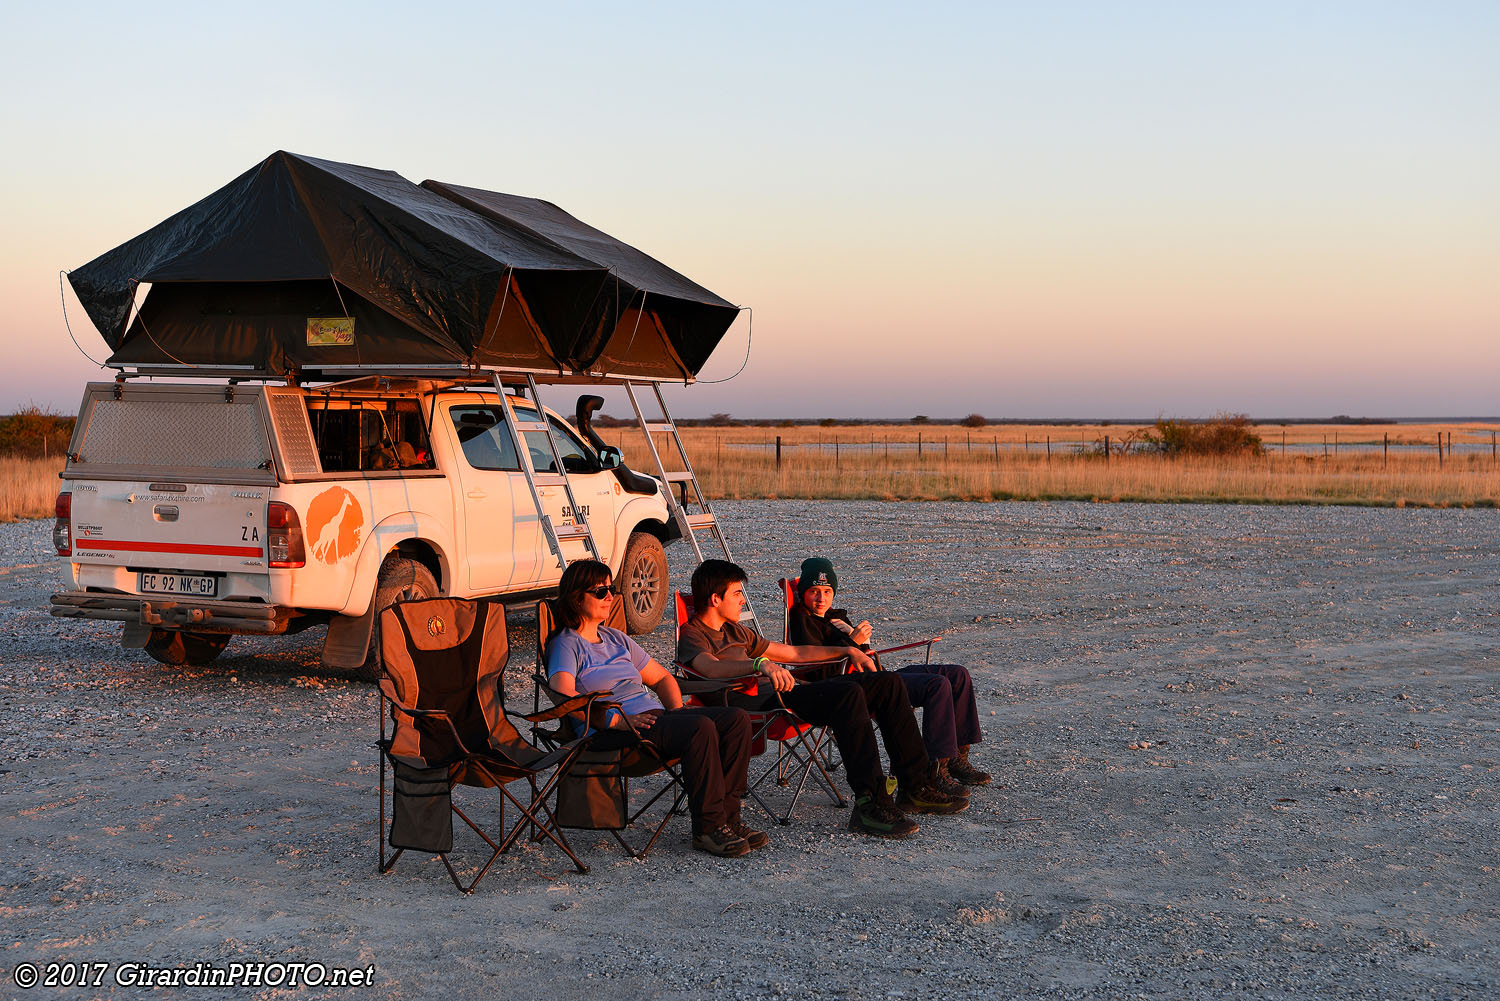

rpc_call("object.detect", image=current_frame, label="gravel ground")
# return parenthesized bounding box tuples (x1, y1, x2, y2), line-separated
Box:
(2, 500, 1496, 1000)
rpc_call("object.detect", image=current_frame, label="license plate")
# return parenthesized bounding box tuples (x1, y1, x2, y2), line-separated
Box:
(138, 572, 217, 597)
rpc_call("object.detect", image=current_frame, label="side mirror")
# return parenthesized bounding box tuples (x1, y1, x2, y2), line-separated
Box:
(597, 446, 623, 469)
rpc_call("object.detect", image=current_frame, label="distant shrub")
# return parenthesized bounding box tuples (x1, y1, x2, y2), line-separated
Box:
(0, 405, 73, 458)
(819, 417, 838, 427)
(912, 415, 930, 424)
(1139, 413, 1263, 457)
(960, 413, 986, 428)
(705, 413, 737, 427)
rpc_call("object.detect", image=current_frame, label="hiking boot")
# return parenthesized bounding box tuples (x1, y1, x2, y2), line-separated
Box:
(730, 820, 770, 851)
(949, 746, 992, 787)
(692, 825, 751, 858)
(896, 780, 970, 815)
(848, 794, 919, 839)
(932, 760, 971, 799)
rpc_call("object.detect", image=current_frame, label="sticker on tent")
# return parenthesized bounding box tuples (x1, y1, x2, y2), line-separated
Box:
(306, 317, 355, 346)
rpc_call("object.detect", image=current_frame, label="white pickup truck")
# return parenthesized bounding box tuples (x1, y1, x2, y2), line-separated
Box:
(49, 378, 675, 673)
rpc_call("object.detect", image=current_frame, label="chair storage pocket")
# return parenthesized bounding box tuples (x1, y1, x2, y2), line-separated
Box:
(391, 763, 454, 853)
(557, 755, 627, 830)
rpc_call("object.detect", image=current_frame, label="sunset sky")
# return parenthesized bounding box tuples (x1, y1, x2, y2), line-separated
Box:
(3, 2, 1495, 419)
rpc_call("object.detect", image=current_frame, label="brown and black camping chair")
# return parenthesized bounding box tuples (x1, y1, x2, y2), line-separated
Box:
(533, 596, 729, 859)
(377, 597, 601, 892)
(672, 591, 848, 825)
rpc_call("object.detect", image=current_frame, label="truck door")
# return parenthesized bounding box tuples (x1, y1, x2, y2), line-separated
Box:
(512, 405, 619, 587)
(444, 403, 538, 591)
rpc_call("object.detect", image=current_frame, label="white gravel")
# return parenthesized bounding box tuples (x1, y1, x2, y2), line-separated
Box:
(3, 500, 1496, 1000)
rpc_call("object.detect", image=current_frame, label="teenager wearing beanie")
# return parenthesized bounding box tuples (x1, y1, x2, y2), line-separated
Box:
(788, 557, 992, 794)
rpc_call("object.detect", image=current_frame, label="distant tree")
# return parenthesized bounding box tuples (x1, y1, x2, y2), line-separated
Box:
(912, 415, 930, 424)
(1139, 413, 1263, 457)
(705, 413, 736, 427)
(960, 413, 986, 428)
(819, 417, 838, 427)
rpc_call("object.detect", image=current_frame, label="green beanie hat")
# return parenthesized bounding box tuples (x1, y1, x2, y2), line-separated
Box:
(796, 557, 838, 597)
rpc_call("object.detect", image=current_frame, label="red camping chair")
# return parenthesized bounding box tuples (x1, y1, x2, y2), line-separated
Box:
(672, 591, 847, 825)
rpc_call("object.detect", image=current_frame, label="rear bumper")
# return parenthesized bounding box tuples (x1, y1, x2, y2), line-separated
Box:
(49, 590, 293, 634)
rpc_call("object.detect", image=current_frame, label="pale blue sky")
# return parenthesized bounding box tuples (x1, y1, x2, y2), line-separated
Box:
(3, 1, 1496, 418)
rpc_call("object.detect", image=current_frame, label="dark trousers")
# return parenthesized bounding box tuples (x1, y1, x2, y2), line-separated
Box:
(895, 663, 983, 761)
(733, 672, 928, 800)
(637, 706, 752, 835)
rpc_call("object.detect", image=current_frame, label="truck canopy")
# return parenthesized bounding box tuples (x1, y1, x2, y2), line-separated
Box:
(68, 152, 740, 382)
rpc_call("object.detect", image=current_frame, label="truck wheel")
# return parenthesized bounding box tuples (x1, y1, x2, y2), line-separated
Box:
(619, 531, 668, 634)
(143, 630, 231, 667)
(358, 556, 439, 681)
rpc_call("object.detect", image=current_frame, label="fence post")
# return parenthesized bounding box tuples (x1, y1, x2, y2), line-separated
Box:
(1282, 430, 1286, 456)
(1492, 430, 1496, 466)
(1437, 432, 1442, 467)
(776, 435, 782, 468)
(917, 432, 922, 457)
(1104, 434, 1110, 464)
(835, 437, 839, 469)
(1383, 432, 1388, 468)
(966, 432, 971, 452)
(1046, 435, 1051, 460)
(993, 435, 999, 462)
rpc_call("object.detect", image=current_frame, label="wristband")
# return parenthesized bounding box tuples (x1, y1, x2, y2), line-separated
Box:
(752, 656, 770, 675)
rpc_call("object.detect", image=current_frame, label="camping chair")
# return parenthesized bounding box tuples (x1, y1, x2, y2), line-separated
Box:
(377, 597, 601, 892)
(533, 596, 727, 859)
(776, 576, 942, 668)
(673, 591, 848, 825)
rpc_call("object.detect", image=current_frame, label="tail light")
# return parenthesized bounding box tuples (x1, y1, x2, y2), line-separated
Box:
(53, 491, 71, 556)
(266, 502, 305, 568)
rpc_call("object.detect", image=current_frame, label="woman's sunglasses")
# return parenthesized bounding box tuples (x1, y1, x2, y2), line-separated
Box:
(583, 584, 619, 600)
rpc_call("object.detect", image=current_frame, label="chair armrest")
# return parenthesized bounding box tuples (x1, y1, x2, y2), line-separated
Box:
(379, 694, 476, 756)
(873, 637, 941, 657)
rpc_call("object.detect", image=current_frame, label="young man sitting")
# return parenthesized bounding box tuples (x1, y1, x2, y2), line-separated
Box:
(787, 557, 992, 795)
(676, 559, 967, 839)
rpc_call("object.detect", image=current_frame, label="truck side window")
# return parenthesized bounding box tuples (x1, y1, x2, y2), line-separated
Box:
(450, 406, 520, 471)
(309, 398, 435, 473)
(513, 405, 598, 474)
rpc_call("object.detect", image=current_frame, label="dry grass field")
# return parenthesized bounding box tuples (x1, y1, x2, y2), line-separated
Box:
(5, 422, 1495, 520)
(600, 421, 1500, 507)
(0, 457, 63, 522)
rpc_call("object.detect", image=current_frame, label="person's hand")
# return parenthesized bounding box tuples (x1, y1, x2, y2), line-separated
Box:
(623, 713, 659, 731)
(850, 621, 873, 646)
(764, 662, 796, 692)
(849, 649, 877, 673)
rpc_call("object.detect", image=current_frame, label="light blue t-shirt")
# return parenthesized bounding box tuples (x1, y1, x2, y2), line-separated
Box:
(546, 626, 661, 729)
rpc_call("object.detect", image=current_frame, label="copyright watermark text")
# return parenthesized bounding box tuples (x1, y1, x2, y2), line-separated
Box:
(12, 961, 375, 990)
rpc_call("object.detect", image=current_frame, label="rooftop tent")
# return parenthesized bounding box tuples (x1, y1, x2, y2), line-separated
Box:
(421, 180, 742, 380)
(67, 152, 612, 375)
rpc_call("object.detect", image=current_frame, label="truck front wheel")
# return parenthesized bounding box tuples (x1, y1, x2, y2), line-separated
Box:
(359, 556, 439, 681)
(143, 630, 231, 667)
(620, 531, 668, 634)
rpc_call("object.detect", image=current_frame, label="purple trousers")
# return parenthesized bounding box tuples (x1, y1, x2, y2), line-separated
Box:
(895, 663, 983, 761)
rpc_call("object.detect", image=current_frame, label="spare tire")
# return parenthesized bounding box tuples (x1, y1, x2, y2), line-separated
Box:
(144, 630, 231, 667)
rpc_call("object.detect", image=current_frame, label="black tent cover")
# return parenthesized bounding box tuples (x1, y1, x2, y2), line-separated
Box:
(68, 152, 740, 381)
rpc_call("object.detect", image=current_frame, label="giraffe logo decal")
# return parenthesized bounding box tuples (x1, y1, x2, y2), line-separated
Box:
(306, 487, 364, 565)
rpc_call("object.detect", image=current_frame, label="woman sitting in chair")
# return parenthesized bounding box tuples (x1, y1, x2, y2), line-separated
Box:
(787, 557, 992, 794)
(547, 559, 766, 859)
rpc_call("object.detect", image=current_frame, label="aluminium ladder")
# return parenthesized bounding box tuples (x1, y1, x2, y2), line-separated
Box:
(623, 380, 757, 629)
(492, 373, 601, 570)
